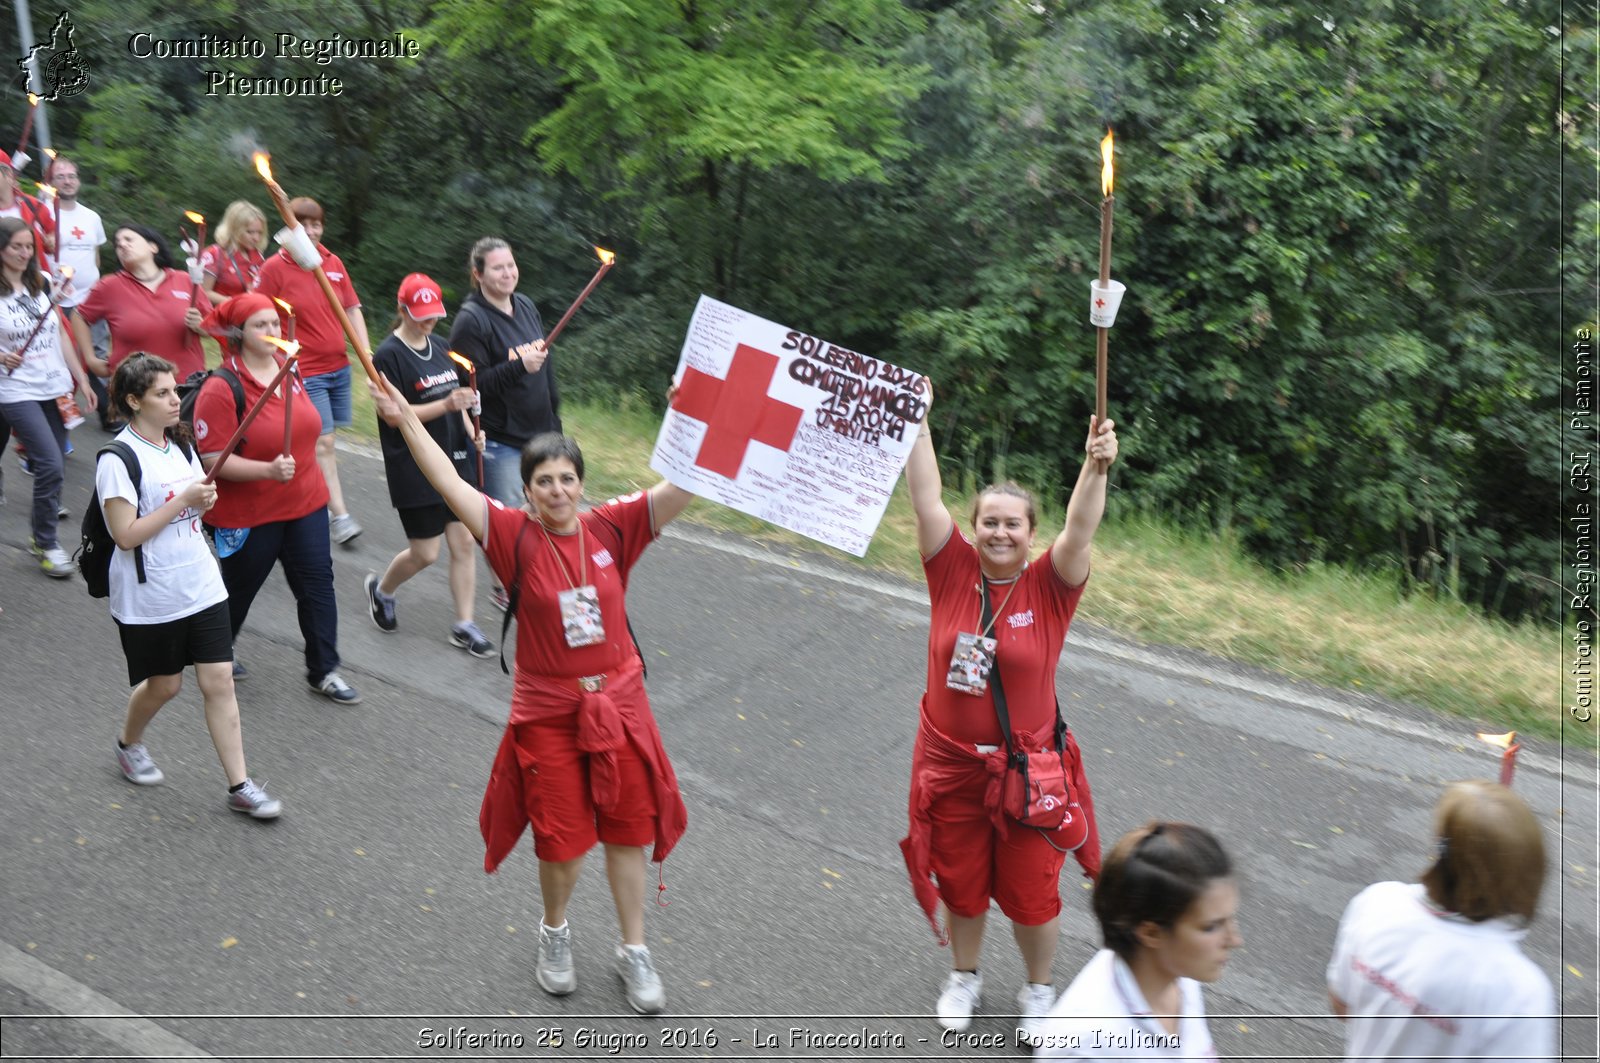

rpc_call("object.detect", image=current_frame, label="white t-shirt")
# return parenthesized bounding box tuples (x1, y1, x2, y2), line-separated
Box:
(53, 202, 105, 306)
(95, 427, 228, 625)
(1034, 949, 1218, 1060)
(0, 286, 72, 402)
(1327, 881, 1554, 1063)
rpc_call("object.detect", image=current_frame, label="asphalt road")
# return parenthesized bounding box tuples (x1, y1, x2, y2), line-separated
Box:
(1, 429, 1596, 1062)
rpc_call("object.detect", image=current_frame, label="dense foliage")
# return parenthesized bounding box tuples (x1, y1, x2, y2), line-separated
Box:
(24, 0, 1587, 620)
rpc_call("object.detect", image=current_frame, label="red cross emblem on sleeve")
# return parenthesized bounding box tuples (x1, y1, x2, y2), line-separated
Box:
(672, 344, 804, 479)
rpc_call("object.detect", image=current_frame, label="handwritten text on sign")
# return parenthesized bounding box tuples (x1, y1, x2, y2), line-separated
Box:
(651, 296, 927, 556)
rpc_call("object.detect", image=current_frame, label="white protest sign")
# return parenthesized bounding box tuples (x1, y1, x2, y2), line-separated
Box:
(651, 295, 928, 556)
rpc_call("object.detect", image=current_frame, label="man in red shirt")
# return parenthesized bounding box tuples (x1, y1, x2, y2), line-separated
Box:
(254, 196, 369, 545)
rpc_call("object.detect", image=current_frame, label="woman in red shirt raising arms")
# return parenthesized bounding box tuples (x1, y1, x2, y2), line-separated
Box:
(900, 382, 1118, 1044)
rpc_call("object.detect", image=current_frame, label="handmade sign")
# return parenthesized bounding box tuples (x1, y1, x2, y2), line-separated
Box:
(651, 295, 927, 556)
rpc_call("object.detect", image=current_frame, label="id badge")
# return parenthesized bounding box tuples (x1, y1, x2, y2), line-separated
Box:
(559, 585, 606, 647)
(945, 631, 997, 695)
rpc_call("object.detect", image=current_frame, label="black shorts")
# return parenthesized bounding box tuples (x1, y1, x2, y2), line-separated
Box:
(115, 600, 233, 686)
(398, 503, 458, 541)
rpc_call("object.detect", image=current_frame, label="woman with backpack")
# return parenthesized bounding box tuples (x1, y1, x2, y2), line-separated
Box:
(96, 353, 280, 818)
(0, 216, 97, 578)
(191, 292, 360, 705)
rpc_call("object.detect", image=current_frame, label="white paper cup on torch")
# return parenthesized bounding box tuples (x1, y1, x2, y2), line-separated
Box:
(274, 224, 324, 270)
(1088, 279, 1127, 328)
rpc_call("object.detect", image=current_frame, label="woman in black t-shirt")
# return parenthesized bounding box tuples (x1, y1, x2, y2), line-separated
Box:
(365, 273, 494, 658)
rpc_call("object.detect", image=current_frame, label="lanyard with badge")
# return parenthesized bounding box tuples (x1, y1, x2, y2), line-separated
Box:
(540, 520, 606, 648)
(945, 570, 1020, 695)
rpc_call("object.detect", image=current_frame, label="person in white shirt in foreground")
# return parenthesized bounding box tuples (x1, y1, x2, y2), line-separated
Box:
(1035, 822, 1240, 1059)
(1327, 780, 1552, 1063)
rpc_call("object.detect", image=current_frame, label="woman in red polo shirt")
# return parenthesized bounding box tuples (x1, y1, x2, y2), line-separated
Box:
(192, 293, 361, 705)
(199, 200, 268, 304)
(899, 382, 1118, 1044)
(72, 223, 205, 381)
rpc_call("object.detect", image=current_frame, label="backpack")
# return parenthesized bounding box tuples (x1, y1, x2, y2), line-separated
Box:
(78, 436, 198, 597)
(177, 367, 245, 449)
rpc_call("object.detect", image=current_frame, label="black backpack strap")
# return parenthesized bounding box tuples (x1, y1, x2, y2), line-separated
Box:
(214, 366, 246, 420)
(100, 440, 147, 584)
(499, 517, 532, 676)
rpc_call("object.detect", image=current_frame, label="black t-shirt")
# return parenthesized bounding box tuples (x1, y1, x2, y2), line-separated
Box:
(372, 332, 474, 510)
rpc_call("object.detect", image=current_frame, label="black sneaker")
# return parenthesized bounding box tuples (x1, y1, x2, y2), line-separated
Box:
(309, 672, 362, 705)
(365, 573, 397, 632)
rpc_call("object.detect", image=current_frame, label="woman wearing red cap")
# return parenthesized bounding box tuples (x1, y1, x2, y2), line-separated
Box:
(191, 292, 361, 705)
(364, 273, 493, 658)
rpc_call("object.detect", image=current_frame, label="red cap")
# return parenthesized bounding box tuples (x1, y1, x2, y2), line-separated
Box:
(398, 273, 446, 320)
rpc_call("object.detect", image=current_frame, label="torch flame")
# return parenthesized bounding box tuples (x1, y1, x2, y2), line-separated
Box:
(263, 336, 301, 359)
(446, 349, 476, 373)
(253, 152, 273, 182)
(271, 297, 294, 316)
(42, 147, 56, 160)
(1100, 129, 1115, 198)
(26, 93, 40, 107)
(59, 266, 73, 279)
(1476, 730, 1518, 750)
(35, 183, 56, 200)
(184, 210, 205, 225)
(595, 246, 616, 266)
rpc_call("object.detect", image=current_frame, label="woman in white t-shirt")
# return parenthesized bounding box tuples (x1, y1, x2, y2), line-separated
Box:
(1327, 780, 1552, 1062)
(0, 216, 96, 577)
(98, 353, 281, 819)
(1035, 823, 1240, 1060)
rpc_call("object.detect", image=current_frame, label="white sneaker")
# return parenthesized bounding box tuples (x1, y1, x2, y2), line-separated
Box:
(116, 741, 164, 785)
(614, 944, 666, 1014)
(936, 970, 982, 1032)
(1016, 982, 1056, 1046)
(536, 923, 576, 996)
(330, 512, 362, 545)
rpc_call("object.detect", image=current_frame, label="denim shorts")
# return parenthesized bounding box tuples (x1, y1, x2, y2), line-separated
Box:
(302, 364, 353, 434)
(482, 438, 525, 507)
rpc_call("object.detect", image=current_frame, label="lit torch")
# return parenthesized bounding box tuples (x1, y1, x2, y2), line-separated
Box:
(447, 349, 485, 487)
(1476, 730, 1521, 787)
(183, 210, 207, 306)
(1095, 129, 1114, 427)
(250, 150, 381, 384)
(268, 317, 298, 455)
(271, 297, 296, 344)
(544, 246, 616, 348)
(203, 338, 301, 483)
(34, 181, 58, 263)
(41, 147, 56, 180)
(16, 94, 40, 158)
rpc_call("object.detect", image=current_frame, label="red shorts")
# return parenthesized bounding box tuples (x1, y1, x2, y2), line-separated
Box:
(928, 768, 1066, 925)
(517, 713, 657, 863)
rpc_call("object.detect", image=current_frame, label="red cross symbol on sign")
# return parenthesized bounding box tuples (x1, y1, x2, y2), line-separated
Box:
(70, 226, 85, 239)
(672, 344, 804, 479)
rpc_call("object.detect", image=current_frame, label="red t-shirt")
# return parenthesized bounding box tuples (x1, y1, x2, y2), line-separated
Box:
(921, 527, 1086, 746)
(252, 245, 360, 377)
(192, 353, 328, 528)
(75, 269, 205, 378)
(482, 492, 658, 686)
(201, 243, 265, 299)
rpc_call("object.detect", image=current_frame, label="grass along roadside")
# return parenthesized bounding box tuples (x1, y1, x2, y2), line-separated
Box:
(320, 363, 1556, 743)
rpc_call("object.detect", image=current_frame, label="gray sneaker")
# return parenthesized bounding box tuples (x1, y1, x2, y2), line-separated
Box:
(330, 512, 362, 545)
(309, 672, 363, 705)
(614, 944, 665, 1014)
(450, 621, 495, 658)
(227, 778, 282, 819)
(536, 922, 577, 996)
(116, 741, 164, 785)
